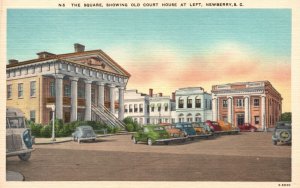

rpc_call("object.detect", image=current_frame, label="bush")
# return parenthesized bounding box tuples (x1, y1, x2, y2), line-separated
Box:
(30, 123, 43, 137)
(125, 123, 135, 132)
(40, 125, 52, 138)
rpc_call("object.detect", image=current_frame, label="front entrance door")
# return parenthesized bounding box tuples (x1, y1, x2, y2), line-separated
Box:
(237, 114, 244, 126)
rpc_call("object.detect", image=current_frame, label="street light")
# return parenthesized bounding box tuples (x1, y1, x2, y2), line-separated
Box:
(48, 104, 56, 142)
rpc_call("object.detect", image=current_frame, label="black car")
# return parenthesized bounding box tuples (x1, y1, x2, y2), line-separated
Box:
(272, 121, 291, 145)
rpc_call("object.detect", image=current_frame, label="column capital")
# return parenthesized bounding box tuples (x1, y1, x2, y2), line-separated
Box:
(96, 81, 105, 86)
(108, 84, 116, 88)
(54, 73, 64, 79)
(84, 79, 93, 84)
(261, 94, 266, 98)
(118, 86, 125, 90)
(69, 77, 79, 82)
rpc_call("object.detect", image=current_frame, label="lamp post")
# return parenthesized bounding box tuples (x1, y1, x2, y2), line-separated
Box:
(50, 105, 56, 142)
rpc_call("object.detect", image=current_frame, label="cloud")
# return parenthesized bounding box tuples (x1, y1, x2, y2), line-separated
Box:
(106, 42, 291, 112)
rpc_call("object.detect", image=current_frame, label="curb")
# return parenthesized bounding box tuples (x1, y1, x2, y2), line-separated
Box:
(34, 132, 133, 145)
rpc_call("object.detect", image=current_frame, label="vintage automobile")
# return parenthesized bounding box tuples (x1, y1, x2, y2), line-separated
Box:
(191, 122, 213, 136)
(6, 107, 34, 161)
(238, 123, 258, 132)
(174, 122, 199, 139)
(159, 123, 185, 138)
(72, 125, 97, 143)
(272, 121, 292, 145)
(132, 125, 184, 145)
(205, 120, 239, 134)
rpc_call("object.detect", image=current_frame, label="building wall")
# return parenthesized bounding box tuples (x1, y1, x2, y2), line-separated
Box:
(7, 75, 43, 123)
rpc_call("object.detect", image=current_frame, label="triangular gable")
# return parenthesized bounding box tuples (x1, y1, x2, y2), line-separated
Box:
(60, 50, 130, 77)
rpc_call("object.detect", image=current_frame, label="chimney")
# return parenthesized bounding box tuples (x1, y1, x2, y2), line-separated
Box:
(159, 93, 163, 97)
(8, 59, 18, 65)
(172, 92, 175, 101)
(36, 51, 55, 59)
(74, 43, 85, 52)
(149, 88, 153, 97)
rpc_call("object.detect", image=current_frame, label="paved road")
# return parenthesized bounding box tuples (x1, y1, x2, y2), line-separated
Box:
(6, 132, 291, 181)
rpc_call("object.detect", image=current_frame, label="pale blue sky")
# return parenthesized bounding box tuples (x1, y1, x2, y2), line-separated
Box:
(7, 9, 291, 62)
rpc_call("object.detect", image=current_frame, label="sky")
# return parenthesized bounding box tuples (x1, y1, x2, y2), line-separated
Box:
(7, 9, 291, 112)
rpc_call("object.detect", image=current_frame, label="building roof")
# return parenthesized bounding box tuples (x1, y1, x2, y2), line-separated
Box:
(6, 49, 131, 77)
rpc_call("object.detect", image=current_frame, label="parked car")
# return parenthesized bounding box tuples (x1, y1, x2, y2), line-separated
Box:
(159, 123, 185, 138)
(132, 125, 184, 146)
(238, 123, 257, 132)
(205, 120, 239, 134)
(272, 121, 292, 145)
(192, 122, 213, 136)
(6, 107, 34, 161)
(174, 122, 198, 139)
(72, 125, 97, 143)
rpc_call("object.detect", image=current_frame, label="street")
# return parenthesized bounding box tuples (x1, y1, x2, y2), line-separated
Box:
(6, 132, 291, 181)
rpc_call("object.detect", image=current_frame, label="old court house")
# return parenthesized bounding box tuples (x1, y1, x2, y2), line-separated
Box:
(6, 44, 130, 124)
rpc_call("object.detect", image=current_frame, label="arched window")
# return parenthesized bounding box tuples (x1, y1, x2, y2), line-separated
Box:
(178, 113, 184, 123)
(195, 113, 202, 122)
(187, 113, 193, 122)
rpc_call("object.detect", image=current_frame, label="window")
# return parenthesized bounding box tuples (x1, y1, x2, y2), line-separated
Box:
(30, 81, 36, 97)
(30, 110, 36, 122)
(78, 85, 85, 98)
(254, 99, 260, 107)
(255, 116, 260, 124)
(205, 99, 208, 108)
(50, 81, 55, 97)
(7, 85, 12, 99)
(187, 98, 192, 108)
(64, 84, 71, 97)
(91, 88, 95, 103)
(164, 105, 168, 112)
(178, 98, 184, 108)
(129, 104, 133, 113)
(223, 100, 228, 108)
(151, 106, 154, 112)
(134, 104, 138, 112)
(158, 106, 161, 112)
(210, 100, 212, 109)
(124, 105, 128, 113)
(18, 83, 23, 98)
(236, 99, 244, 107)
(147, 105, 150, 113)
(139, 104, 143, 113)
(195, 98, 201, 108)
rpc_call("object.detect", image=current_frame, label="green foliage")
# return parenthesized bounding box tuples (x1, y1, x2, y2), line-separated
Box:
(280, 112, 292, 121)
(40, 125, 52, 138)
(123, 117, 141, 132)
(30, 123, 43, 137)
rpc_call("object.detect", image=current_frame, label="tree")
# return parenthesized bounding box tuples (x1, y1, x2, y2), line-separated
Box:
(280, 112, 292, 121)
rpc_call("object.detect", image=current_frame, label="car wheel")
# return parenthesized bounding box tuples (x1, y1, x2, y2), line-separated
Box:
(147, 138, 153, 146)
(18, 152, 31, 161)
(133, 137, 137, 144)
(273, 140, 277, 145)
(92, 139, 96, 142)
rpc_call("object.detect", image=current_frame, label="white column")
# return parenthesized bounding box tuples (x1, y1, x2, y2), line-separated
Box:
(97, 82, 105, 107)
(227, 97, 232, 124)
(84, 80, 92, 121)
(212, 96, 217, 121)
(70, 77, 79, 122)
(261, 95, 266, 131)
(109, 84, 115, 114)
(118, 86, 125, 120)
(244, 96, 250, 123)
(54, 74, 64, 119)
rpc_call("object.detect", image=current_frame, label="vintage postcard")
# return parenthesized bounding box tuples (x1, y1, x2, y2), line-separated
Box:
(0, 0, 299, 188)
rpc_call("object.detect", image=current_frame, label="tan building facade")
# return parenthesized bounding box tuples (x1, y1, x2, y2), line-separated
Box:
(211, 81, 282, 131)
(6, 44, 130, 125)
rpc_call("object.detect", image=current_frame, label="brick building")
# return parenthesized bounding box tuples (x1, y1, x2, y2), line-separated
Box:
(211, 81, 282, 131)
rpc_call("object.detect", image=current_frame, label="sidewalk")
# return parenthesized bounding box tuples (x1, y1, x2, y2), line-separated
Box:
(6, 171, 24, 181)
(34, 131, 132, 145)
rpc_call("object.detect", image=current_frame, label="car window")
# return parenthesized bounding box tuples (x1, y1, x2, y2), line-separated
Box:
(175, 125, 182, 128)
(7, 117, 25, 128)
